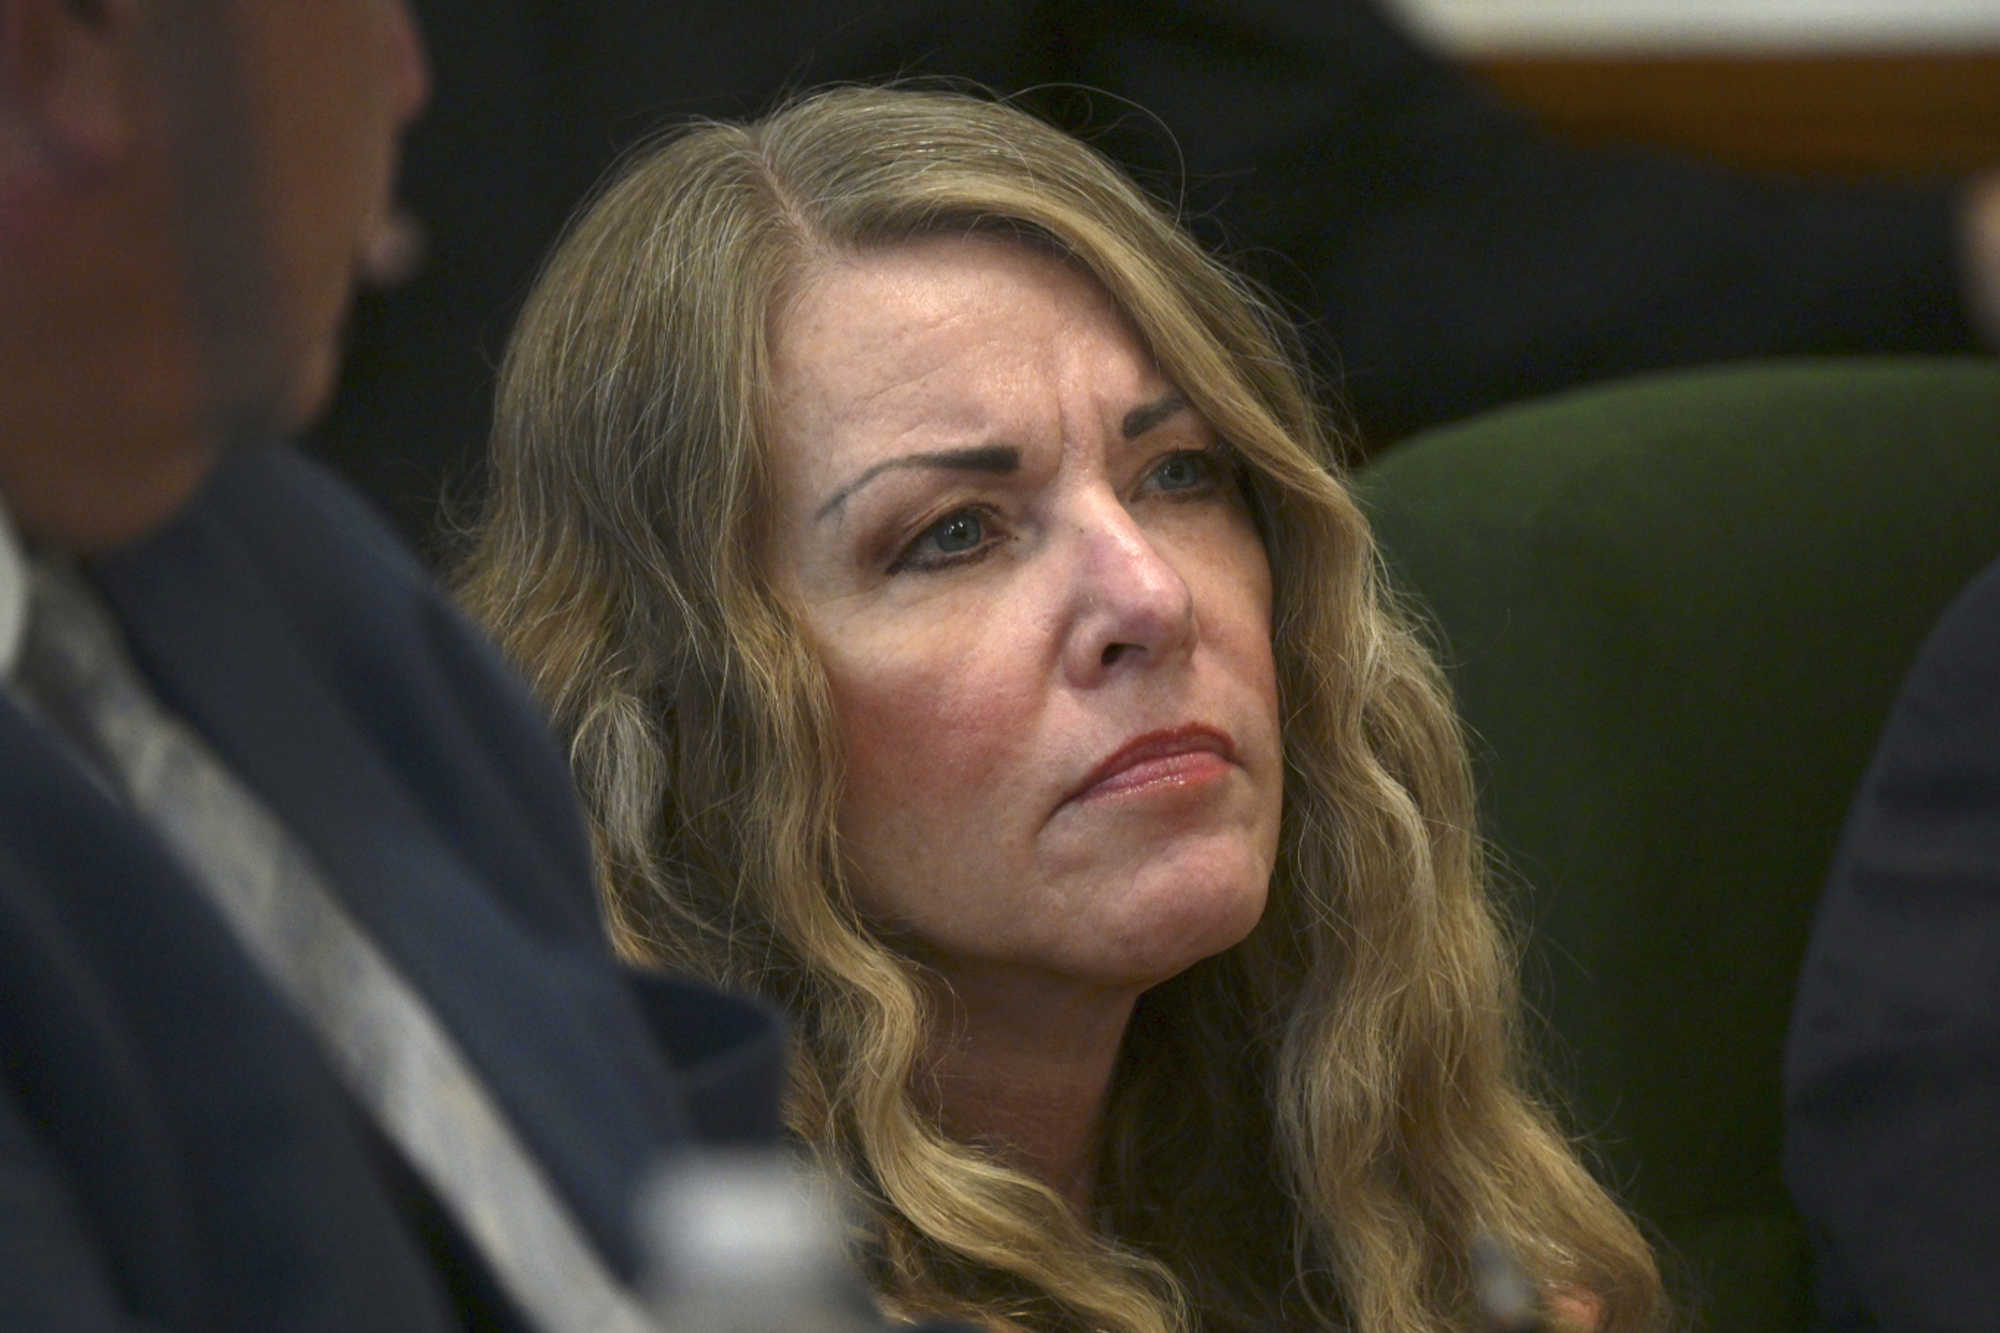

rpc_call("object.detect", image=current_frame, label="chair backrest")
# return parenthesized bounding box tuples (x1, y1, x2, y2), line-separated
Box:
(1356, 357, 2000, 1331)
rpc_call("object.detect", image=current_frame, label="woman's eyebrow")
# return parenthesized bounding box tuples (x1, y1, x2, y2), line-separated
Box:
(815, 445, 1021, 521)
(1122, 391, 1190, 440)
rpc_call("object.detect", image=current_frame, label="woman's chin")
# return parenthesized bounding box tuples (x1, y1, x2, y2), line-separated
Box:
(1085, 851, 1272, 991)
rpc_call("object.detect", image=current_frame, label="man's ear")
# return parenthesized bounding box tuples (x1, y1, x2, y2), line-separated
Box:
(0, 0, 140, 177)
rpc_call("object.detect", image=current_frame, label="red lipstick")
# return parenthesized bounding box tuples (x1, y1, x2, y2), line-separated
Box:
(1068, 725, 1235, 803)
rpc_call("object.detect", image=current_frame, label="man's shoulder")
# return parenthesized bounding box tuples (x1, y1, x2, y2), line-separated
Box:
(103, 445, 544, 777)
(90, 443, 608, 940)
(1893, 551, 2000, 726)
(191, 444, 440, 613)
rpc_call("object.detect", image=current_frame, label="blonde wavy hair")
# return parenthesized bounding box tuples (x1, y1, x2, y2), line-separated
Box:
(455, 86, 1667, 1333)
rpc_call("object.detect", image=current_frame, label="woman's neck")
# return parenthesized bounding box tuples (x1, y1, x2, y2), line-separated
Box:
(920, 971, 1139, 1211)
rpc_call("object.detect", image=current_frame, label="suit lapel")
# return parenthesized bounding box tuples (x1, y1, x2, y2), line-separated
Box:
(87, 450, 697, 1278)
(0, 694, 457, 1331)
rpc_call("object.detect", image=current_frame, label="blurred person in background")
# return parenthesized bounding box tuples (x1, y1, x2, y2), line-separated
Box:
(314, 0, 2000, 550)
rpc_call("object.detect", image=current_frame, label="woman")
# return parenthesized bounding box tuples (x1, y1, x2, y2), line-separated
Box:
(457, 87, 1666, 1333)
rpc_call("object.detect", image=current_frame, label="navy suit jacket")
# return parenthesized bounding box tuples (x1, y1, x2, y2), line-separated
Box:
(1786, 552, 2000, 1332)
(0, 447, 783, 1331)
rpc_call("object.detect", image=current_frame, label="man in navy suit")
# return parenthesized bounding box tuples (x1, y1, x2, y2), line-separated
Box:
(0, 2, 783, 1329)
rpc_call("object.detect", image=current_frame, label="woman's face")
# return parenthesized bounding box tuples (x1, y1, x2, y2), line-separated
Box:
(766, 236, 1282, 1000)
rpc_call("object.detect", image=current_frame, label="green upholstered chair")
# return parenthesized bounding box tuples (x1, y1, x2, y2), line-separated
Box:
(1355, 357, 2000, 1332)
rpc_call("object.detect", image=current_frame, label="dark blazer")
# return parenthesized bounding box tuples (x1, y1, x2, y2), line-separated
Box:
(1786, 552, 2000, 1332)
(0, 447, 783, 1332)
(314, 0, 1979, 545)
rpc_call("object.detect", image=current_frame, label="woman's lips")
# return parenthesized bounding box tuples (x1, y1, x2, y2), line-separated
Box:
(1067, 725, 1235, 803)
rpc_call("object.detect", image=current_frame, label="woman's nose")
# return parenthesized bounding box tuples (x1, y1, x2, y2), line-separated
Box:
(1058, 499, 1197, 684)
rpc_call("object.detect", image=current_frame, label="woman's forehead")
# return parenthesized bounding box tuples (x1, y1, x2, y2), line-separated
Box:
(765, 240, 1175, 492)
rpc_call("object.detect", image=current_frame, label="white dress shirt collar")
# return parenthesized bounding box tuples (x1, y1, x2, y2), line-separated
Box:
(0, 490, 26, 683)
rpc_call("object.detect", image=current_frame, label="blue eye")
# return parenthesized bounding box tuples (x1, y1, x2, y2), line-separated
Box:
(1148, 450, 1218, 494)
(890, 506, 996, 573)
(928, 510, 984, 554)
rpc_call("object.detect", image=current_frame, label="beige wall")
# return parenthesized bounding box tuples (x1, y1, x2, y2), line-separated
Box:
(1384, 0, 2000, 54)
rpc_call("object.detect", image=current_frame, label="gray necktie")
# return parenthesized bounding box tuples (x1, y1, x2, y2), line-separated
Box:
(14, 557, 660, 1333)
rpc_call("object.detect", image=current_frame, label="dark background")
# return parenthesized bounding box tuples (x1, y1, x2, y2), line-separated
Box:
(309, 0, 1979, 553)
